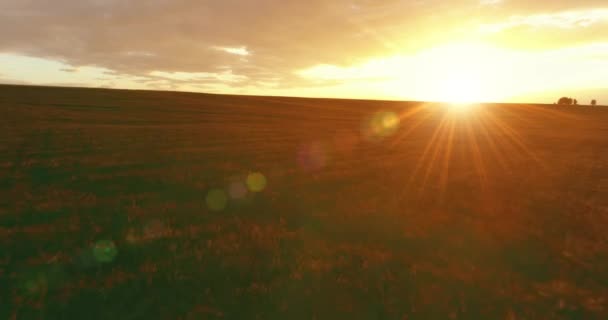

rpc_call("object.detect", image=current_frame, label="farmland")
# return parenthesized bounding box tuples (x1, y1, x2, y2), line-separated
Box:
(2, 84, 608, 319)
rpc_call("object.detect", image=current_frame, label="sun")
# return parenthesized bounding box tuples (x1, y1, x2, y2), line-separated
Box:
(436, 73, 483, 105)
(420, 42, 503, 105)
(368, 41, 514, 103)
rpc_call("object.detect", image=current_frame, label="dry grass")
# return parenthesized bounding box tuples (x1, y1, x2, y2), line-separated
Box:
(1, 84, 608, 319)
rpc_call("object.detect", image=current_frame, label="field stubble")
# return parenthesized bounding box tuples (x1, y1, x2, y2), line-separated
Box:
(1, 85, 608, 319)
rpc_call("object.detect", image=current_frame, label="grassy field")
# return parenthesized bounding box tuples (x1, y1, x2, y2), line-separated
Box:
(2, 84, 608, 319)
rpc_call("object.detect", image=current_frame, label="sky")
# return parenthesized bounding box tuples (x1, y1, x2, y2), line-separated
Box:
(0, 0, 607, 104)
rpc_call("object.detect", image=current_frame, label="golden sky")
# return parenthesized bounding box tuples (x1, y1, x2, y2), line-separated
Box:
(0, 0, 606, 103)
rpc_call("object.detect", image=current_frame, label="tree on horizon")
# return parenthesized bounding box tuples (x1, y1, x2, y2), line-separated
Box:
(557, 97, 573, 105)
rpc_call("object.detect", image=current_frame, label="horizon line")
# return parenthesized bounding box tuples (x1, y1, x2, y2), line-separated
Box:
(0, 82, 604, 107)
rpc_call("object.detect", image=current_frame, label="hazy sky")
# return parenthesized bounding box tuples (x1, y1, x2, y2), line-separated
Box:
(1, 0, 606, 103)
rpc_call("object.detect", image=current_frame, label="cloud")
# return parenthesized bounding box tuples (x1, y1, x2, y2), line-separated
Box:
(0, 1, 490, 82)
(214, 46, 250, 56)
(496, 0, 607, 12)
(297, 56, 410, 81)
(480, 8, 608, 33)
(296, 41, 608, 101)
(480, 0, 502, 6)
(0, 0, 607, 98)
(149, 70, 248, 83)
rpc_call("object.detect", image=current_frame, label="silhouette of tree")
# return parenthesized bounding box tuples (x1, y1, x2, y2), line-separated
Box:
(573, 99, 578, 105)
(557, 97, 573, 105)
(591, 99, 597, 106)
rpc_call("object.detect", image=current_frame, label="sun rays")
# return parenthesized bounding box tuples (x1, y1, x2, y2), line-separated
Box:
(385, 102, 556, 202)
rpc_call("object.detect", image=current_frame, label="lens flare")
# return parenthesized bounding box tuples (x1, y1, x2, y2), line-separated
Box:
(362, 110, 400, 141)
(93, 240, 118, 263)
(206, 188, 228, 211)
(229, 180, 249, 199)
(297, 142, 330, 171)
(246, 172, 267, 192)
